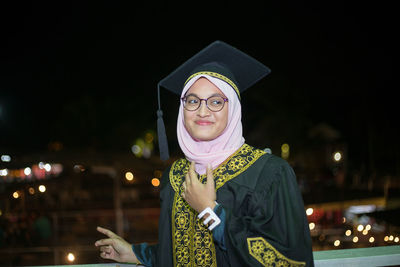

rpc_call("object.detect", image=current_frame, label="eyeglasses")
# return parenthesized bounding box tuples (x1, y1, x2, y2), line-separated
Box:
(181, 95, 228, 112)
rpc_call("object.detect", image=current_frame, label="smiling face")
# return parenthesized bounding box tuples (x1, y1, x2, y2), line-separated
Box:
(183, 78, 229, 141)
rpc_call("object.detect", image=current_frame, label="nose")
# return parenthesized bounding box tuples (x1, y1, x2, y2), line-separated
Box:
(197, 100, 210, 117)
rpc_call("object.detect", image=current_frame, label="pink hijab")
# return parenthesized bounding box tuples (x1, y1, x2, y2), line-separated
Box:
(177, 74, 245, 175)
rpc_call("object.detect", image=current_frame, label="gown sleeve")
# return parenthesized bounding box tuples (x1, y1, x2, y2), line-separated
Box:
(218, 155, 314, 266)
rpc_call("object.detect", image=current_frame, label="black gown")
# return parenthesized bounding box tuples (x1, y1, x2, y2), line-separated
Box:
(133, 144, 314, 266)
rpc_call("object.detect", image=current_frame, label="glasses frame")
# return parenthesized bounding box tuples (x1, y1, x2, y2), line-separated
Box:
(181, 95, 229, 112)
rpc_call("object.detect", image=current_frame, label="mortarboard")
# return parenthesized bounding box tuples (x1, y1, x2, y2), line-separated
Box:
(157, 40, 271, 160)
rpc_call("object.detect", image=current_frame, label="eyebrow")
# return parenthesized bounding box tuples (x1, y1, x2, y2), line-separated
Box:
(185, 93, 226, 98)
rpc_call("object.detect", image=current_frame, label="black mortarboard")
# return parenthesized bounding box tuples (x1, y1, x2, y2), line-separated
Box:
(156, 40, 271, 160)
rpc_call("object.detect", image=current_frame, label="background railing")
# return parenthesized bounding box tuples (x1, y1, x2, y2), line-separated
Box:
(3, 245, 399, 267)
(313, 245, 400, 266)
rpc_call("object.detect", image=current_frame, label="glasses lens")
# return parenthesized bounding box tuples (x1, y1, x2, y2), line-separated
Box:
(207, 96, 225, 111)
(184, 95, 200, 111)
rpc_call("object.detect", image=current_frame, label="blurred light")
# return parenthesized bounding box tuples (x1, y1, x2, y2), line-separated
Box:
(143, 147, 151, 159)
(131, 145, 141, 156)
(0, 209, 2, 216)
(125, 172, 134, 181)
(306, 208, 313, 216)
(369, 237, 375, 243)
(353, 236, 359, 243)
(1, 155, 11, 162)
(347, 205, 377, 214)
(67, 252, 75, 262)
(73, 165, 85, 172)
(334, 240, 340, 247)
(281, 143, 290, 159)
(395, 237, 399, 243)
(365, 224, 371, 231)
(384, 236, 389, 242)
(13, 191, 20, 199)
(333, 151, 342, 162)
(28, 187, 35, 195)
(309, 222, 315, 230)
(145, 132, 154, 143)
(357, 225, 364, 232)
(38, 185, 46, 193)
(0, 169, 8, 176)
(281, 143, 289, 153)
(342, 217, 346, 223)
(264, 148, 272, 154)
(389, 235, 394, 241)
(24, 167, 32, 176)
(38, 162, 45, 169)
(154, 170, 162, 178)
(151, 178, 160, 187)
(44, 163, 51, 172)
(345, 230, 352, 236)
(362, 229, 369, 235)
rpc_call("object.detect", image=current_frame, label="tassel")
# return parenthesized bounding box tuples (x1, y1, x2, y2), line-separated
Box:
(157, 109, 169, 161)
(157, 84, 169, 161)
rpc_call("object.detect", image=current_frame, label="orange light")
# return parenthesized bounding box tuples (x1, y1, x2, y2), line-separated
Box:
(125, 172, 134, 181)
(151, 178, 160, 187)
(28, 187, 35, 195)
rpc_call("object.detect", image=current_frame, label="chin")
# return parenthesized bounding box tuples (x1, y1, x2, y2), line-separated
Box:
(189, 130, 218, 142)
(192, 134, 216, 142)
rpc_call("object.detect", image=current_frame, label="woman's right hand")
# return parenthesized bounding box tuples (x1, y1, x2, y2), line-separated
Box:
(95, 226, 140, 264)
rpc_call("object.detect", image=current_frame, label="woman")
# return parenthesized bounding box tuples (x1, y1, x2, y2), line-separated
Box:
(95, 41, 314, 266)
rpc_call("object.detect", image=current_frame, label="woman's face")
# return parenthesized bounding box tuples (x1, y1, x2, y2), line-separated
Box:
(183, 78, 229, 141)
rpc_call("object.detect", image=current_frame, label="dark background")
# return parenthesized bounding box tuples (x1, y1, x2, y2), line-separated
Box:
(0, 2, 398, 265)
(0, 1, 397, 175)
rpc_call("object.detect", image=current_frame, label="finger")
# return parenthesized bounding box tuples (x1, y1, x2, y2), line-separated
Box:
(100, 251, 112, 259)
(182, 181, 186, 191)
(95, 238, 115, 247)
(100, 245, 112, 253)
(97, 226, 118, 239)
(185, 162, 194, 185)
(206, 164, 215, 188)
(189, 161, 199, 184)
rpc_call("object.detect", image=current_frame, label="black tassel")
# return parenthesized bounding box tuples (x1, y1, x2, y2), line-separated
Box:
(157, 109, 169, 161)
(157, 84, 169, 161)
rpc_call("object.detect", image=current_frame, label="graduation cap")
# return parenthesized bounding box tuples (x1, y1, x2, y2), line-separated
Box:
(157, 40, 271, 160)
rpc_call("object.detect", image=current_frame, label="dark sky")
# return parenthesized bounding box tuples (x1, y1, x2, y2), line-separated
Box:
(0, 1, 397, 172)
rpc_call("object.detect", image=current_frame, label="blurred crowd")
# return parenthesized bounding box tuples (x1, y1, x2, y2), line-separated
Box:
(0, 210, 52, 248)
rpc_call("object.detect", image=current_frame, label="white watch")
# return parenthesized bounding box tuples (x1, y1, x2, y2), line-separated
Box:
(198, 204, 221, 231)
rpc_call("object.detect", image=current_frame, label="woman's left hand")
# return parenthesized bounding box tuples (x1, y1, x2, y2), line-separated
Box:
(182, 161, 216, 213)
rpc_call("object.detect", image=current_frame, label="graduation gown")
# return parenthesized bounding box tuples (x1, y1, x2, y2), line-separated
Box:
(133, 144, 314, 266)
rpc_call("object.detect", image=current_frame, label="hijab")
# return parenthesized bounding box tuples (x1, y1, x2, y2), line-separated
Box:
(177, 74, 245, 174)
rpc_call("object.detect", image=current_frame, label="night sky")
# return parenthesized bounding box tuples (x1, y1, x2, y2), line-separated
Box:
(0, 1, 397, 173)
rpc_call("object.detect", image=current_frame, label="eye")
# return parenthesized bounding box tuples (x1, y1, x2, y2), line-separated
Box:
(208, 96, 224, 106)
(185, 96, 199, 104)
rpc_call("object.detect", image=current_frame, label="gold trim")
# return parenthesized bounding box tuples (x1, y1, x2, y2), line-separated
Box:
(170, 144, 266, 193)
(171, 173, 217, 266)
(247, 237, 306, 266)
(169, 144, 266, 266)
(185, 71, 241, 100)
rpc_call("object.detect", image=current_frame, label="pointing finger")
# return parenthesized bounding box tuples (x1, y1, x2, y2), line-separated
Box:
(97, 226, 118, 239)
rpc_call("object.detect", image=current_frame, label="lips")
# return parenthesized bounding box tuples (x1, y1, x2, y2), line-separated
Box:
(195, 120, 213, 126)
